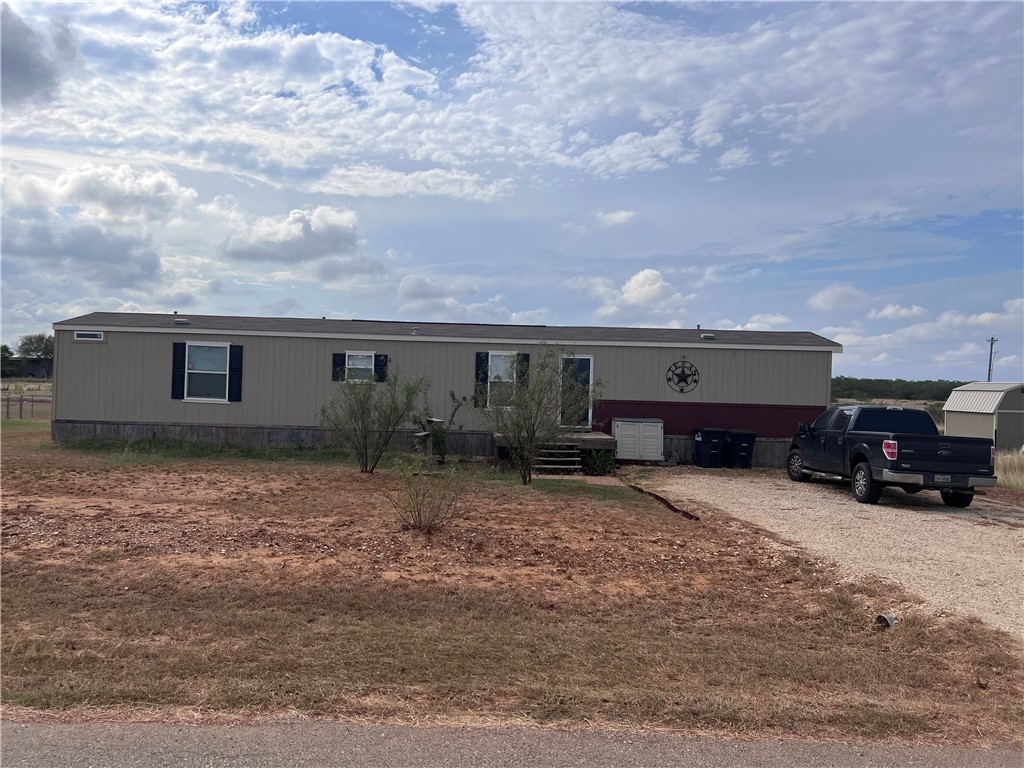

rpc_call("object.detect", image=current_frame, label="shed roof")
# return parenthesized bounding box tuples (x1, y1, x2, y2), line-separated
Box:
(54, 312, 843, 351)
(943, 382, 1024, 414)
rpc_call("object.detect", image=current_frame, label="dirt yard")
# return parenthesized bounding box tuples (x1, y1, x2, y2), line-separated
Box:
(2, 427, 1023, 745)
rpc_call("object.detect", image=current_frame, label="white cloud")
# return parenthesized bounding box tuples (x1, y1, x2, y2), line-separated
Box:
(307, 165, 514, 202)
(8, 164, 198, 223)
(568, 269, 693, 326)
(398, 274, 477, 302)
(595, 209, 635, 226)
(578, 126, 698, 178)
(807, 283, 870, 311)
(690, 99, 733, 149)
(934, 342, 985, 364)
(868, 304, 928, 320)
(717, 146, 753, 171)
(221, 206, 359, 262)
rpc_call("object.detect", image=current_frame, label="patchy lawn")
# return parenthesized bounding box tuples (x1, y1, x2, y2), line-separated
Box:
(2, 430, 1022, 745)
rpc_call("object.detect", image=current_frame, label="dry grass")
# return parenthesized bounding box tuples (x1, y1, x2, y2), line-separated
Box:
(2, 432, 1022, 745)
(996, 451, 1024, 492)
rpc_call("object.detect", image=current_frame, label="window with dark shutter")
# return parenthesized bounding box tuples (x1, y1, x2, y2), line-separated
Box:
(373, 353, 389, 382)
(173, 342, 235, 402)
(227, 345, 243, 402)
(474, 352, 488, 407)
(171, 342, 186, 399)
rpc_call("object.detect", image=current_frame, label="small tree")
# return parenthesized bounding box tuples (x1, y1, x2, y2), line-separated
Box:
(476, 345, 598, 485)
(320, 363, 427, 473)
(16, 333, 54, 376)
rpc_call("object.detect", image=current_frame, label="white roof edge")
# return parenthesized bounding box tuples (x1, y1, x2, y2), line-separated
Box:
(54, 324, 842, 354)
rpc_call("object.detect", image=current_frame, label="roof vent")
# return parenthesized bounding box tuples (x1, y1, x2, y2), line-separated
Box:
(411, 327, 421, 336)
(173, 317, 190, 325)
(700, 332, 716, 340)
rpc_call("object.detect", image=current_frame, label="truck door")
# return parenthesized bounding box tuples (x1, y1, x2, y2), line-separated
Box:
(820, 408, 853, 475)
(802, 410, 836, 470)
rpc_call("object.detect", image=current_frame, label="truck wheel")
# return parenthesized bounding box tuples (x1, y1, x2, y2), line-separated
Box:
(940, 489, 973, 508)
(787, 450, 810, 482)
(852, 462, 882, 504)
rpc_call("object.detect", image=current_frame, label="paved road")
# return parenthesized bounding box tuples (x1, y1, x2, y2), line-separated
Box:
(3, 721, 1021, 768)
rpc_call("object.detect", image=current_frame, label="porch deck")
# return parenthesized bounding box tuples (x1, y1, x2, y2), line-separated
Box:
(493, 431, 617, 451)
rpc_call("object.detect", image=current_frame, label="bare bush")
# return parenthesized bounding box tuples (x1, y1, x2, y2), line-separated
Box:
(381, 458, 464, 533)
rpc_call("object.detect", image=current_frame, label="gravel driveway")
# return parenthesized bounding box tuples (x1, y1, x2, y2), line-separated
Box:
(635, 467, 1024, 637)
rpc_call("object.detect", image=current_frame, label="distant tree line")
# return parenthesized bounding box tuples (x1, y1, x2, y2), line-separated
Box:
(832, 376, 967, 403)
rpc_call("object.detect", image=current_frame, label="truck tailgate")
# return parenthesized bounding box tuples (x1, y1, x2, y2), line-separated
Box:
(892, 434, 993, 475)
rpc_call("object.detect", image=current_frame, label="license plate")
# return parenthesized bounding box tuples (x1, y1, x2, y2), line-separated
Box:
(934, 474, 951, 483)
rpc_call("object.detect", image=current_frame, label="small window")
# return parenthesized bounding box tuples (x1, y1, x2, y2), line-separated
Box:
(488, 351, 517, 407)
(346, 351, 374, 382)
(186, 343, 229, 400)
(332, 352, 388, 382)
(74, 331, 104, 342)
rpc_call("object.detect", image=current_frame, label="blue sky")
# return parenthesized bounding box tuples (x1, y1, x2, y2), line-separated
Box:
(2, 0, 1021, 381)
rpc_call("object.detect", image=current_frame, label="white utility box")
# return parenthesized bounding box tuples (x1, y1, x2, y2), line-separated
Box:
(612, 418, 664, 461)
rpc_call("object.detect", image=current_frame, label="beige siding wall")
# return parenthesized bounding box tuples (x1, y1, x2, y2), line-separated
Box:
(995, 410, 1024, 451)
(55, 330, 833, 430)
(945, 412, 994, 441)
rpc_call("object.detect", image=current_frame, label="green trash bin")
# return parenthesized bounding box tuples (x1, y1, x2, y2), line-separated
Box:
(693, 428, 728, 468)
(726, 429, 757, 468)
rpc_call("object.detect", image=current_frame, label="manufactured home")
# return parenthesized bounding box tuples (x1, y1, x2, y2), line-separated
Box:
(51, 313, 842, 465)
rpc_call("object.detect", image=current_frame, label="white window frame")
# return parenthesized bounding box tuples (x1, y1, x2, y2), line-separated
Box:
(73, 331, 105, 342)
(345, 350, 375, 383)
(185, 341, 230, 402)
(487, 350, 518, 408)
(559, 354, 594, 427)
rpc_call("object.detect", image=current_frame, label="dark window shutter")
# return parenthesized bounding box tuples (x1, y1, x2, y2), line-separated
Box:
(373, 353, 389, 382)
(519, 353, 530, 387)
(332, 353, 346, 381)
(473, 352, 488, 407)
(171, 342, 186, 400)
(227, 345, 243, 402)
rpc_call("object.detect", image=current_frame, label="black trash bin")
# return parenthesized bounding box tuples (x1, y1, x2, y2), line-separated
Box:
(693, 427, 728, 468)
(726, 429, 757, 468)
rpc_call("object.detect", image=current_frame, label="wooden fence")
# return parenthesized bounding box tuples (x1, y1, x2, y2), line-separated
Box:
(2, 395, 52, 420)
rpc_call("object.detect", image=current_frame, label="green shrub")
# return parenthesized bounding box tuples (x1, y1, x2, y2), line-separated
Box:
(581, 449, 616, 476)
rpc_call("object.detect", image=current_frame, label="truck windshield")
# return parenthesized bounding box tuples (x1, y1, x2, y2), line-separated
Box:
(852, 409, 939, 435)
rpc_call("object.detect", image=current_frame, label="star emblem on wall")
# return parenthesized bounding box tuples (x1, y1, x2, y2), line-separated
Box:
(666, 359, 700, 394)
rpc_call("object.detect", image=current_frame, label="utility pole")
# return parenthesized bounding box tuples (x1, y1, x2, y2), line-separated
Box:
(987, 336, 998, 382)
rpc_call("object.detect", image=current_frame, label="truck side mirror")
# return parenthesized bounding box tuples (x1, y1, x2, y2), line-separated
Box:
(798, 422, 810, 434)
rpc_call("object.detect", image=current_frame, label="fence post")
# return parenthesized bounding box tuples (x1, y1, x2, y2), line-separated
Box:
(19, 395, 24, 419)
(3, 395, 7, 419)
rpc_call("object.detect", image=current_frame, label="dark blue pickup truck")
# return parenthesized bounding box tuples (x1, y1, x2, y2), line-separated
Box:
(787, 405, 996, 507)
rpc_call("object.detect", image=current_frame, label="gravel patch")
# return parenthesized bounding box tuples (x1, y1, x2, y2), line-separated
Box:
(637, 466, 1024, 637)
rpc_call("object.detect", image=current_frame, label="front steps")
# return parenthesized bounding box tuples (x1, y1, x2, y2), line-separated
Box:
(533, 443, 582, 474)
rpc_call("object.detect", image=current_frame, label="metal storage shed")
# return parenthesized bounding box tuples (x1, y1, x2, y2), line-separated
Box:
(943, 382, 1024, 452)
